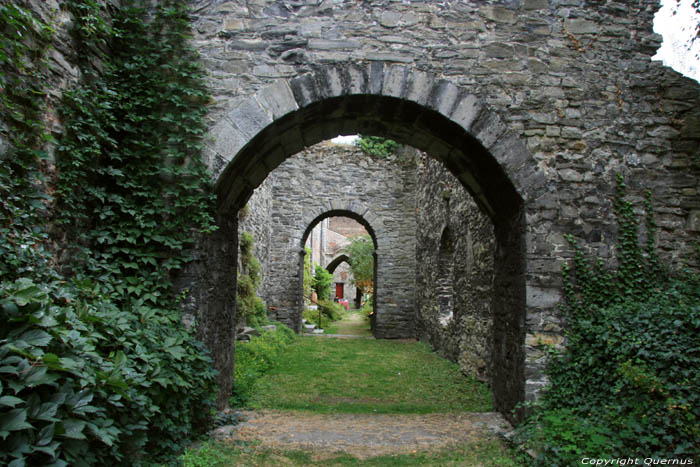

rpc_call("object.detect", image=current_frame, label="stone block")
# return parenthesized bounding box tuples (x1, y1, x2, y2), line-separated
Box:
(564, 18, 598, 35)
(208, 118, 247, 162)
(404, 70, 435, 106)
(226, 97, 274, 140)
(480, 5, 516, 24)
(289, 73, 320, 108)
(256, 80, 299, 119)
(429, 80, 461, 117)
(526, 286, 561, 309)
(450, 94, 483, 132)
(381, 65, 409, 98)
(687, 210, 700, 231)
(471, 111, 508, 149)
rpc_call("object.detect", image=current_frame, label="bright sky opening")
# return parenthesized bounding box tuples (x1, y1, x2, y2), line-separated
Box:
(653, 0, 700, 83)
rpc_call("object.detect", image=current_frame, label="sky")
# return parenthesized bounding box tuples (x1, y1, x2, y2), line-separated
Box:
(653, 0, 700, 83)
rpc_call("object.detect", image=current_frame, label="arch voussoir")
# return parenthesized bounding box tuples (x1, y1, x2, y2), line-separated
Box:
(255, 79, 298, 120)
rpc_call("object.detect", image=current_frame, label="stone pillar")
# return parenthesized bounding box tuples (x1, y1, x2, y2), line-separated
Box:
(176, 210, 238, 409)
(491, 213, 526, 422)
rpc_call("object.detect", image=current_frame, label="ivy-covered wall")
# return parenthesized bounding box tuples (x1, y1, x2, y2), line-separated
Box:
(0, 1, 228, 464)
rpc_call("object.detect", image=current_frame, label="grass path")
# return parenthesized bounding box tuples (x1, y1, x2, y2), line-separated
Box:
(247, 337, 492, 413)
(183, 324, 523, 465)
(323, 309, 373, 336)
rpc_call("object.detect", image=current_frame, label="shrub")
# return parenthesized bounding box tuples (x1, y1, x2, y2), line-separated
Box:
(0, 278, 217, 466)
(318, 299, 346, 321)
(303, 308, 331, 329)
(356, 135, 398, 158)
(312, 266, 333, 301)
(230, 324, 295, 407)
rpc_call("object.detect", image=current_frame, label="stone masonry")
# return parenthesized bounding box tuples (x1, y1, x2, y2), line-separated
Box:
(244, 142, 418, 337)
(190, 0, 700, 419)
(415, 153, 496, 385)
(7, 0, 700, 419)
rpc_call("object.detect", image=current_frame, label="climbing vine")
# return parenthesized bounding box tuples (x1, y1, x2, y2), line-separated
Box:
(515, 175, 700, 464)
(0, 2, 55, 284)
(0, 1, 219, 465)
(237, 231, 267, 327)
(56, 0, 217, 305)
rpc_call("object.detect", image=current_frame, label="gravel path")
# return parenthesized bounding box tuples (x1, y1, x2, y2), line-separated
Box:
(215, 410, 512, 460)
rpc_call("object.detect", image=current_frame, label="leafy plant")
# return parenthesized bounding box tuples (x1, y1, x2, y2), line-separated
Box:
(0, 1, 220, 465)
(56, 0, 217, 305)
(237, 232, 267, 327)
(343, 234, 375, 295)
(313, 265, 333, 301)
(515, 176, 700, 463)
(355, 135, 398, 158)
(230, 325, 296, 407)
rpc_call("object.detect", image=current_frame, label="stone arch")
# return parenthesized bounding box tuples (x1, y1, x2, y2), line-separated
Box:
(208, 62, 547, 418)
(300, 204, 379, 251)
(299, 207, 379, 334)
(326, 254, 350, 274)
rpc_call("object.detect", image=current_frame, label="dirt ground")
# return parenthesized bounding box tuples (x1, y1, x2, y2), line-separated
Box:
(214, 410, 512, 460)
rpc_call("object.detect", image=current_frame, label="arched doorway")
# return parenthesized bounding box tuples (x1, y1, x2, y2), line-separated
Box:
(300, 209, 378, 334)
(209, 64, 546, 419)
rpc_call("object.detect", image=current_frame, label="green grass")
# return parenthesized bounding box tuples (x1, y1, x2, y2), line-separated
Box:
(245, 337, 493, 413)
(329, 309, 372, 336)
(181, 439, 524, 466)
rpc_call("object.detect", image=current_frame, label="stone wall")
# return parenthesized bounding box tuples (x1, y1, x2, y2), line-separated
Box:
(238, 176, 273, 297)
(247, 142, 418, 337)
(193, 0, 700, 416)
(191, 0, 700, 270)
(330, 261, 358, 305)
(415, 153, 496, 383)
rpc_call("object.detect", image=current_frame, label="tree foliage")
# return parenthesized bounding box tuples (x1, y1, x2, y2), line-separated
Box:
(312, 265, 333, 301)
(344, 235, 375, 294)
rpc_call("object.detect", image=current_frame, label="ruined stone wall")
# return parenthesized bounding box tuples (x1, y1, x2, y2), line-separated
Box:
(253, 143, 418, 337)
(331, 261, 358, 304)
(237, 178, 273, 299)
(191, 0, 700, 408)
(192, 0, 700, 268)
(415, 154, 496, 383)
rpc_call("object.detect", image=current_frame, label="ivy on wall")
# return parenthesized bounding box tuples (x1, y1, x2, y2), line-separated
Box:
(515, 176, 700, 463)
(237, 231, 267, 327)
(57, 0, 217, 305)
(0, 1, 220, 465)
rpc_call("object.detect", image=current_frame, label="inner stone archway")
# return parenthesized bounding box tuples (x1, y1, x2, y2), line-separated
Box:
(301, 210, 378, 333)
(210, 63, 547, 419)
(325, 254, 351, 275)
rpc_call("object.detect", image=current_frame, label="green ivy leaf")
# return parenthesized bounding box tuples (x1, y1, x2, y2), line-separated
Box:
(59, 418, 86, 440)
(0, 395, 24, 408)
(0, 408, 33, 436)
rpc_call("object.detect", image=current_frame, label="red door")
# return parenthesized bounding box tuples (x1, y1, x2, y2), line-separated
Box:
(335, 283, 344, 299)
